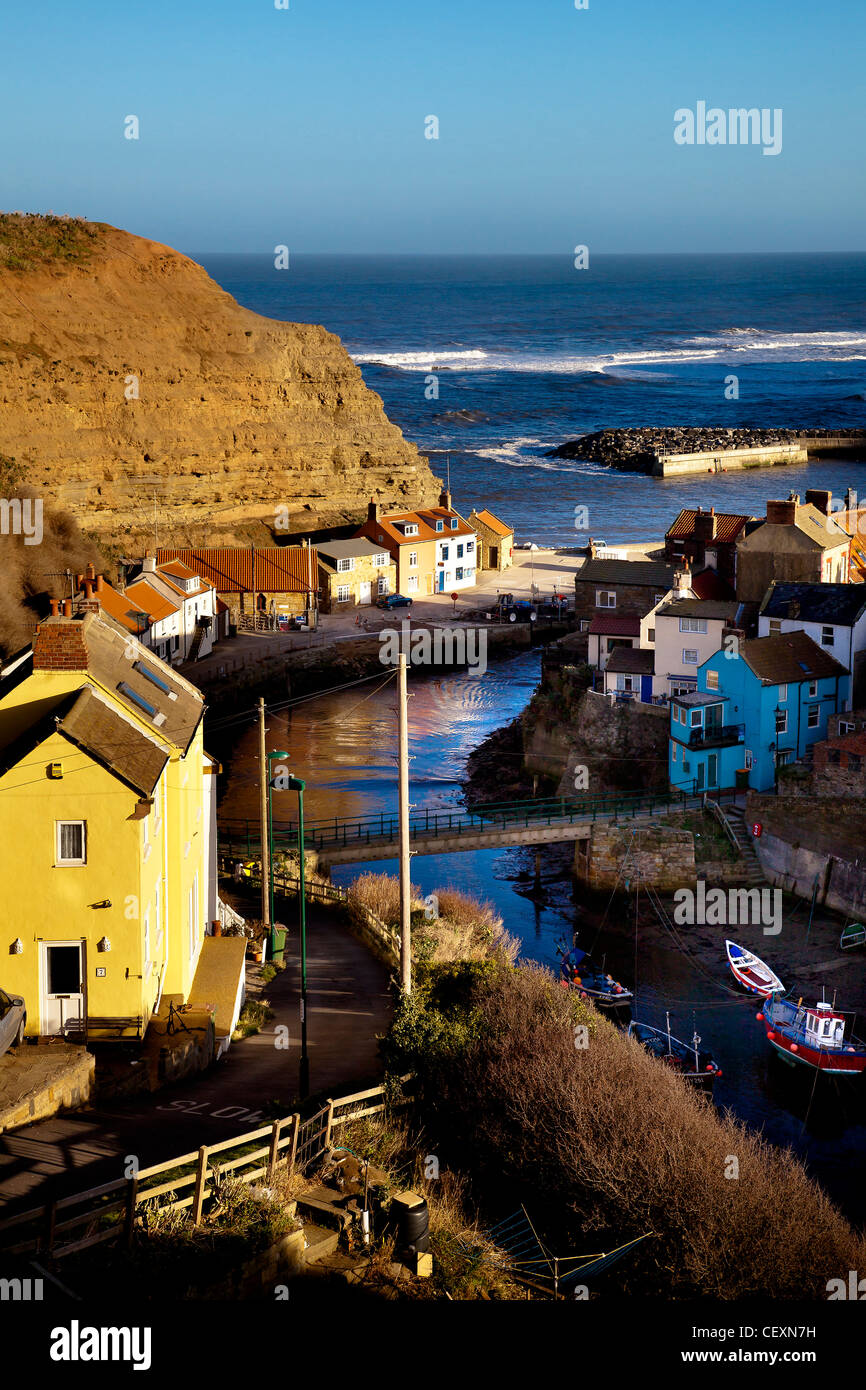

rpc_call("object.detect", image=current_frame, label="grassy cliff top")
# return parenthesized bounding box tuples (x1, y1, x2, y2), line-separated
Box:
(0, 213, 108, 272)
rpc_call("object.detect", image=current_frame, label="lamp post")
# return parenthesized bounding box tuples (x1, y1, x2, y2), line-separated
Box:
(266, 750, 289, 960)
(267, 756, 309, 1099)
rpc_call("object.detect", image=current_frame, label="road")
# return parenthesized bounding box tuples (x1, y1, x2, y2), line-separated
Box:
(0, 904, 392, 1215)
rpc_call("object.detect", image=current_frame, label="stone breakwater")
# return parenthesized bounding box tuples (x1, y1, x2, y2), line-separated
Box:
(549, 427, 866, 474)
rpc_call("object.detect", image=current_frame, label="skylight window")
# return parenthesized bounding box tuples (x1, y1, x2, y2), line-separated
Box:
(118, 682, 157, 718)
(133, 661, 171, 695)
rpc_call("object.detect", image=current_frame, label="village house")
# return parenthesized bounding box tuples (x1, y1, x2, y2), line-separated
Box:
(647, 598, 742, 699)
(573, 557, 690, 631)
(0, 609, 245, 1045)
(664, 507, 754, 590)
(156, 545, 318, 627)
(735, 492, 852, 603)
(316, 538, 397, 612)
(668, 629, 850, 795)
(69, 562, 224, 664)
(758, 581, 866, 705)
(466, 509, 514, 572)
(587, 614, 641, 670)
(357, 492, 478, 595)
(810, 715, 866, 798)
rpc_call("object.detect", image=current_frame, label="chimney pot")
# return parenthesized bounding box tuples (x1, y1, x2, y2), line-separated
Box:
(95, 574, 105, 594)
(367, 498, 380, 522)
(49, 598, 60, 617)
(62, 599, 73, 618)
(86, 562, 95, 580)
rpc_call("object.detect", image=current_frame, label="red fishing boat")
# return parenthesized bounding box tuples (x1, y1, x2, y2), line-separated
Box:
(757, 996, 866, 1074)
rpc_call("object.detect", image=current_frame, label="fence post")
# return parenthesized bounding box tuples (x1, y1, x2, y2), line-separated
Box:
(323, 1099, 335, 1150)
(43, 1200, 57, 1254)
(288, 1113, 301, 1173)
(124, 1177, 138, 1249)
(268, 1118, 283, 1181)
(192, 1146, 209, 1226)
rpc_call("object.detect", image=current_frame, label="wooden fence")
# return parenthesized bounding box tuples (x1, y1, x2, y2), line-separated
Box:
(0, 1075, 414, 1262)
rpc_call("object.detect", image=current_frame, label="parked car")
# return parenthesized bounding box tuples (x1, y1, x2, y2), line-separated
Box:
(0, 988, 26, 1056)
(377, 594, 413, 610)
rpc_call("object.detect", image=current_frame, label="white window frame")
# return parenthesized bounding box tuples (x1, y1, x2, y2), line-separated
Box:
(690, 710, 703, 728)
(778, 684, 787, 701)
(56, 820, 86, 866)
(596, 590, 616, 609)
(373, 552, 388, 568)
(769, 619, 782, 635)
(408, 551, 418, 568)
(821, 625, 834, 647)
(776, 710, 788, 734)
(336, 584, 351, 603)
(377, 576, 389, 596)
(807, 706, 820, 728)
(402, 523, 419, 537)
(682, 648, 699, 665)
(679, 617, 707, 634)
(336, 557, 355, 573)
(407, 575, 419, 592)
(808, 680, 818, 698)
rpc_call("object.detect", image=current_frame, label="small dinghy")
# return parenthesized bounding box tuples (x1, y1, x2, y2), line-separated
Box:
(558, 947, 632, 1007)
(628, 1015, 722, 1089)
(840, 923, 866, 951)
(757, 996, 866, 1074)
(725, 940, 784, 997)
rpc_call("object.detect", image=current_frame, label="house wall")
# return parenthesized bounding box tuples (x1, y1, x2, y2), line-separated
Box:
(573, 579, 672, 628)
(653, 614, 730, 693)
(757, 611, 865, 708)
(358, 522, 438, 595)
(318, 553, 396, 612)
(736, 538, 849, 602)
(468, 515, 513, 572)
(435, 532, 478, 590)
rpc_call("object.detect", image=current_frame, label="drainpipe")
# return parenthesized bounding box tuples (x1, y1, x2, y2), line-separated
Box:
(796, 680, 802, 760)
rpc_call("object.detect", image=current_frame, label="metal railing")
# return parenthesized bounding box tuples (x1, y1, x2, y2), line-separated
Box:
(219, 787, 701, 856)
(687, 723, 744, 750)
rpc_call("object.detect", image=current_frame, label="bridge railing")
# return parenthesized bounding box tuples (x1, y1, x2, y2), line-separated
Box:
(218, 786, 700, 855)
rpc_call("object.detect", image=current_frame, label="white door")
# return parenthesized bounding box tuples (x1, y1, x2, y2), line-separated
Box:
(40, 941, 85, 1036)
(359, 580, 372, 604)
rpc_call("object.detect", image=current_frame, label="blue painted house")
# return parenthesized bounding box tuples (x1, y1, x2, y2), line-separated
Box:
(669, 629, 850, 794)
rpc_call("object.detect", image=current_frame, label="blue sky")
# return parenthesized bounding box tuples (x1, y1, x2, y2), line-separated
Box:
(1, 0, 863, 253)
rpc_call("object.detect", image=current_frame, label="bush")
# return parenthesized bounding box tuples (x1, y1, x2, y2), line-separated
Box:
(392, 964, 866, 1299)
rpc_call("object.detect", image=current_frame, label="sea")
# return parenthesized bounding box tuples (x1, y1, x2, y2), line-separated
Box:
(206, 253, 866, 1221)
(198, 251, 866, 543)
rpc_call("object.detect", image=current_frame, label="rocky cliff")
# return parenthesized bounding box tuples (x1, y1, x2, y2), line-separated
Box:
(0, 214, 440, 548)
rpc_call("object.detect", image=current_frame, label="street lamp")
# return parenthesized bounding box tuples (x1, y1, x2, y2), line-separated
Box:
(268, 755, 309, 1101)
(266, 750, 289, 955)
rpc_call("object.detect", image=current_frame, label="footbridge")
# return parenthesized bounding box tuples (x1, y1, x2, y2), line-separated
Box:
(219, 789, 703, 867)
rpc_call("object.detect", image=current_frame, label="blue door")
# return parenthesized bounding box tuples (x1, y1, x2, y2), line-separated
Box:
(641, 675, 653, 703)
(438, 570, 445, 592)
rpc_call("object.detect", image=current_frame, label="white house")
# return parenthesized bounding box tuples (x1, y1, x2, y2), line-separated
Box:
(126, 558, 219, 664)
(758, 582, 866, 707)
(646, 598, 742, 699)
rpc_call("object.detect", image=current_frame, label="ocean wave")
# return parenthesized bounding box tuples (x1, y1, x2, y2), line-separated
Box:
(473, 438, 613, 474)
(352, 331, 866, 375)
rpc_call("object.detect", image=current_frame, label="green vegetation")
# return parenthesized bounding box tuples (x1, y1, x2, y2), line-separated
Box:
(232, 998, 273, 1039)
(660, 810, 738, 863)
(382, 960, 866, 1299)
(0, 213, 105, 272)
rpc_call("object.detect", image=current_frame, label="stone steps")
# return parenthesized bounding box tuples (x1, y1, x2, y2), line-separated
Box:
(300, 1221, 340, 1265)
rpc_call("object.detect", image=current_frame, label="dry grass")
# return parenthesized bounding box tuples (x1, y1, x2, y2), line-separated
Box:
(0, 212, 105, 272)
(419, 964, 866, 1300)
(345, 872, 520, 969)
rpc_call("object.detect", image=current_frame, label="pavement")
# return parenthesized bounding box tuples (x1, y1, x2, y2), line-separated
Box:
(0, 903, 392, 1215)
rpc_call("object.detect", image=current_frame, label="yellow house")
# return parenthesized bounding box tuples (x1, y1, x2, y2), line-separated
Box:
(0, 607, 225, 1042)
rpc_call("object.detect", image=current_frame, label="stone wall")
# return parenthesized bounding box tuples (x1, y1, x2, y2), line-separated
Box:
(526, 688, 670, 795)
(0, 1045, 95, 1133)
(574, 823, 695, 889)
(746, 792, 866, 916)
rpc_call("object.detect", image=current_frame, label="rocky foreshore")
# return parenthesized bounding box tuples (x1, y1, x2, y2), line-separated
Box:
(549, 426, 866, 471)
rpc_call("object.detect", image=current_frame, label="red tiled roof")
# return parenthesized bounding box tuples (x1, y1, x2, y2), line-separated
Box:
(666, 509, 752, 544)
(471, 509, 513, 538)
(125, 578, 180, 623)
(588, 615, 641, 636)
(361, 508, 475, 546)
(90, 581, 150, 634)
(156, 547, 318, 594)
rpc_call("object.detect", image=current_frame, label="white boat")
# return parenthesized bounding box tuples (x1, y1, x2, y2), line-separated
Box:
(725, 940, 784, 997)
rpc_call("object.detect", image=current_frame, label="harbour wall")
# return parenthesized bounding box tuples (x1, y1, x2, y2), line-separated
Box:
(652, 434, 866, 478)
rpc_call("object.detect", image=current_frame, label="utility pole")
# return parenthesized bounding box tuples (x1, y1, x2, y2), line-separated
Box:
(258, 698, 270, 940)
(398, 653, 412, 994)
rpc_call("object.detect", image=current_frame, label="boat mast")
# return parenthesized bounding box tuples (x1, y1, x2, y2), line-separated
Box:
(666, 1010, 672, 1058)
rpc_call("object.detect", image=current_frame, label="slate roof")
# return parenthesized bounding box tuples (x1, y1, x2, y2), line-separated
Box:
(157, 547, 318, 594)
(655, 599, 740, 621)
(739, 629, 849, 685)
(588, 615, 641, 636)
(576, 559, 679, 588)
(605, 647, 655, 675)
(666, 509, 753, 543)
(741, 504, 852, 552)
(80, 613, 205, 755)
(59, 686, 169, 796)
(759, 582, 866, 626)
(317, 538, 393, 562)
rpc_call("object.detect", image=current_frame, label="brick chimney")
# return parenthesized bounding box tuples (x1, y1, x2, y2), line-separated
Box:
(805, 489, 832, 516)
(439, 489, 452, 511)
(33, 614, 91, 670)
(766, 499, 798, 526)
(367, 498, 380, 522)
(693, 506, 717, 542)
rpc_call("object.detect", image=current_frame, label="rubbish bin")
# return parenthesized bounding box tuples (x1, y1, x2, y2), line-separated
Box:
(735, 768, 749, 791)
(390, 1191, 430, 1255)
(271, 925, 287, 964)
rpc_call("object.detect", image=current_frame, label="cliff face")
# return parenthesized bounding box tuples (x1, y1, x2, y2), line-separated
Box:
(0, 216, 440, 547)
